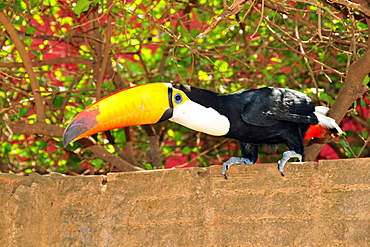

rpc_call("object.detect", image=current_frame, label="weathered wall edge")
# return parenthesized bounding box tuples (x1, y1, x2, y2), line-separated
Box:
(0, 158, 369, 246)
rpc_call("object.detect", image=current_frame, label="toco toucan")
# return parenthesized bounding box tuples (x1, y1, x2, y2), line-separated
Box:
(62, 83, 342, 178)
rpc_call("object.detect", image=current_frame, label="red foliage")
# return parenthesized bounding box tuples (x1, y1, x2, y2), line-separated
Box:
(317, 144, 340, 160)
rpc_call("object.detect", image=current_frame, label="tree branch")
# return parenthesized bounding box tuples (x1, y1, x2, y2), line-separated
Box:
(196, 0, 247, 40)
(96, 14, 112, 99)
(85, 145, 144, 172)
(328, 0, 370, 17)
(0, 57, 94, 68)
(304, 17, 370, 160)
(0, 12, 46, 122)
(6, 122, 64, 137)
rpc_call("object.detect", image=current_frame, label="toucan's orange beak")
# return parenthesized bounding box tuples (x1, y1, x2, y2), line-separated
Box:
(62, 83, 173, 146)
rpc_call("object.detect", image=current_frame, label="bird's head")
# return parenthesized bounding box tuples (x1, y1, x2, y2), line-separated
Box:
(62, 83, 230, 147)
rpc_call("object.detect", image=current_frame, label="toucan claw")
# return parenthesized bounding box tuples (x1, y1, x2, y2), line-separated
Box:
(277, 150, 302, 176)
(222, 157, 253, 179)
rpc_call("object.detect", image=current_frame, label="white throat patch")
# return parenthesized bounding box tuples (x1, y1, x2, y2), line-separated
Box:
(169, 100, 230, 136)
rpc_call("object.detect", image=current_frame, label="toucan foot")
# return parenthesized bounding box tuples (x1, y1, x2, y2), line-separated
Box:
(277, 150, 302, 176)
(222, 157, 253, 179)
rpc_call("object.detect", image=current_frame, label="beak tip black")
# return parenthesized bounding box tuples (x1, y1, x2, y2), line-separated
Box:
(62, 127, 73, 147)
(62, 123, 85, 148)
(62, 138, 70, 148)
(62, 114, 98, 147)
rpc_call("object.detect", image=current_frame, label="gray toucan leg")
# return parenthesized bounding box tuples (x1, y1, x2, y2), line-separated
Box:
(222, 143, 258, 179)
(277, 150, 302, 176)
(222, 157, 253, 179)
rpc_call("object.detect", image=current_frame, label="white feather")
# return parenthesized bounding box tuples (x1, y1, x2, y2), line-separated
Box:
(314, 107, 342, 134)
(315, 106, 330, 115)
(169, 100, 230, 136)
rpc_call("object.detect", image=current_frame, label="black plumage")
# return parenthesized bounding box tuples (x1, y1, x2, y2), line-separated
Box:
(174, 84, 318, 165)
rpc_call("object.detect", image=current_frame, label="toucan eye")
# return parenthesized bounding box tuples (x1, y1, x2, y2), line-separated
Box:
(174, 93, 182, 104)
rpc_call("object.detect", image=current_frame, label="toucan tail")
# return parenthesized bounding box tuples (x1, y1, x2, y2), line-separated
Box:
(304, 106, 342, 140)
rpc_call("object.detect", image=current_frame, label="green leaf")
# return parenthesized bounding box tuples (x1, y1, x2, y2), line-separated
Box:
(339, 138, 354, 158)
(198, 70, 210, 81)
(112, 129, 126, 143)
(23, 37, 32, 48)
(14, 0, 24, 13)
(214, 60, 229, 73)
(162, 146, 172, 155)
(0, 3, 10, 11)
(38, 141, 48, 150)
(44, 0, 58, 6)
(246, 56, 261, 62)
(1, 142, 12, 155)
(143, 162, 153, 170)
(27, 113, 37, 123)
(25, 169, 33, 173)
(360, 98, 367, 109)
(362, 75, 369, 85)
(74, 0, 92, 17)
(67, 153, 82, 165)
(90, 158, 104, 168)
(318, 92, 335, 105)
(52, 95, 64, 108)
(25, 26, 36, 35)
(18, 107, 29, 118)
(352, 100, 358, 115)
(181, 146, 192, 155)
(30, 49, 43, 60)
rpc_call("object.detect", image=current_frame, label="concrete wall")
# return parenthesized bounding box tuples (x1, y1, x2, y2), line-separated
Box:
(1, 158, 369, 246)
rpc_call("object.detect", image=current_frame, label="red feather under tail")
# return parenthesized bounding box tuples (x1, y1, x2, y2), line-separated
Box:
(304, 124, 332, 140)
(304, 106, 343, 141)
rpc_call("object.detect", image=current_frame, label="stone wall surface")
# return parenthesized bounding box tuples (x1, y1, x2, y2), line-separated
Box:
(0, 158, 369, 246)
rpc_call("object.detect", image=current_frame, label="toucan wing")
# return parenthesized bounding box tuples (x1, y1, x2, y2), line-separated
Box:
(241, 87, 318, 126)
